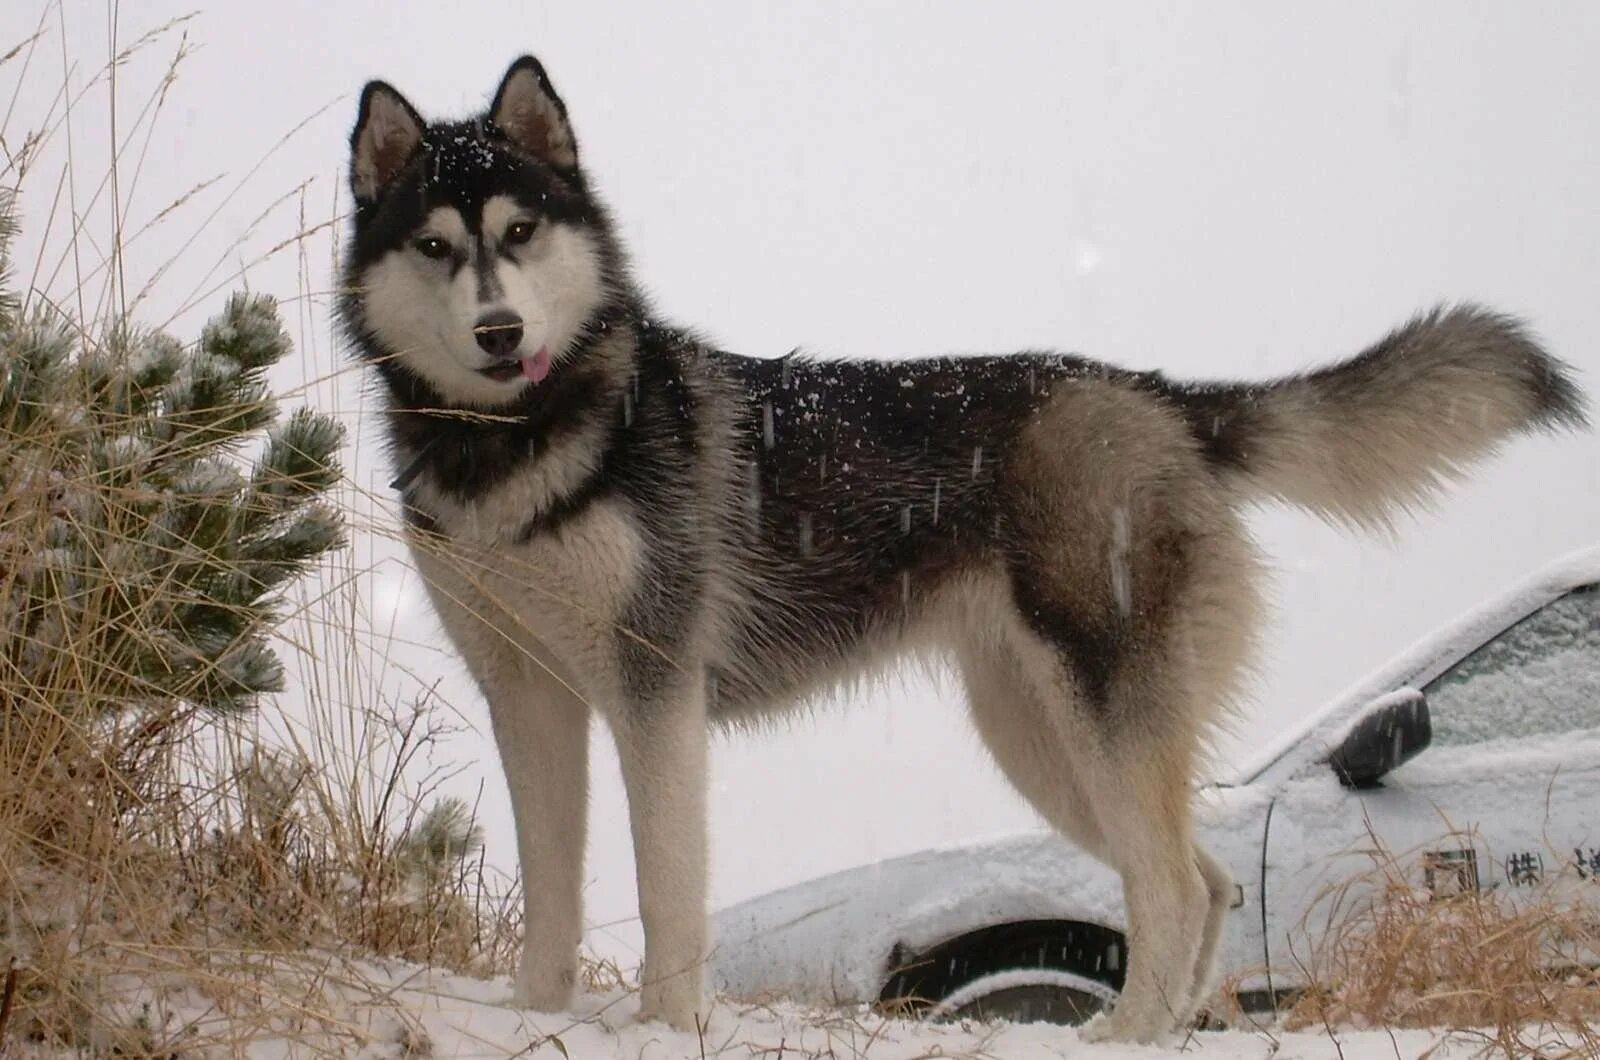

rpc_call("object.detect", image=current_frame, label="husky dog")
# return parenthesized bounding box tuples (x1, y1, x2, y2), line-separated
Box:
(339, 56, 1586, 1042)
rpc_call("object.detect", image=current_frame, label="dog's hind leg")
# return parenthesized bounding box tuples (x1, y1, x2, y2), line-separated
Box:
(957, 640, 1109, 861)
(961, 634, 1221, 1040)
(989, 379, 1262, 1041)
(988, 620, 1213, 1044)
(609, 682, 710, 1031)
(1074, 720, 1210, 1043)
(1182, 843, 1235, 1028)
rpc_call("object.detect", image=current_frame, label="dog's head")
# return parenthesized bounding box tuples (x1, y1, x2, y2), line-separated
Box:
(343, 57, 620, 409)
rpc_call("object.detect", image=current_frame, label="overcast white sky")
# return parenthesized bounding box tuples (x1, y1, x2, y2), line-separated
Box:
(5, 2, 1598, 964)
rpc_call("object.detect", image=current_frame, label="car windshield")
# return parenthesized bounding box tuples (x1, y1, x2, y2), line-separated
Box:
(1422, 585, 1600, 747)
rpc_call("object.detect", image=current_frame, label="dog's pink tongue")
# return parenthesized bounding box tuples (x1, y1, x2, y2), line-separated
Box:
(521, 347, 551, 384)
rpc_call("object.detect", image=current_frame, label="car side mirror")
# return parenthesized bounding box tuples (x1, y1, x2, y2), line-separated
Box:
(1329, 688, 1431, 789)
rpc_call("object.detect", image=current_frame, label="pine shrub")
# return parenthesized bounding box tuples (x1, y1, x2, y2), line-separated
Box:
(0, 189, 344, 725)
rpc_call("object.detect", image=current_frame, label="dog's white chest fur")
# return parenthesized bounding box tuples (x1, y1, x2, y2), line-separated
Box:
(412, 465, 643, 701)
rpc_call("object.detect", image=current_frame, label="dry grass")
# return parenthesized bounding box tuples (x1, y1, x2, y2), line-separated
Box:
(0, 378, 536, 1054)
(1278, 828, 1600, 1057)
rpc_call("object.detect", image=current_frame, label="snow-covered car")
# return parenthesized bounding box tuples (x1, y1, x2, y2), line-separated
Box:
(711, 546, 1600, 1024)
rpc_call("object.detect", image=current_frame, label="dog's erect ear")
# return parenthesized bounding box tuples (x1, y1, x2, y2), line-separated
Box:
(489, 56, 578, 172)
(350, 81, 425, 202)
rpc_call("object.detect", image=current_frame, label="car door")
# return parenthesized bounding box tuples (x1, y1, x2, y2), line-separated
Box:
(1263, 583, 1600, 981)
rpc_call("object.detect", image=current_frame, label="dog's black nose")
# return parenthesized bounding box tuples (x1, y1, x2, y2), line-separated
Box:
(474, 310, 524, 357)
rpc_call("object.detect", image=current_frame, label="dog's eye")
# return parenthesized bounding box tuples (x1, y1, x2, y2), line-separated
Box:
(504, 221, 536, 246)
(414, 237, 452, 260)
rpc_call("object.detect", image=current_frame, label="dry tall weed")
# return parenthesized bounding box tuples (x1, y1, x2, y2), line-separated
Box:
(1284, 831, 1600, 1057)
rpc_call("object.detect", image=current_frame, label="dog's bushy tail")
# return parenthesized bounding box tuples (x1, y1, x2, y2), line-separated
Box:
(1163, 304, 1588, 530)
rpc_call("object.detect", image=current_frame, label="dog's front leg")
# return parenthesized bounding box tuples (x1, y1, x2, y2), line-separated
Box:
(612, 683, 709, 1030)
(490, 659, 590, 1012)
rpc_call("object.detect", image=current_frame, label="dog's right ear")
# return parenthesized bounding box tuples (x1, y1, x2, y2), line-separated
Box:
(350, 81, 425, 202)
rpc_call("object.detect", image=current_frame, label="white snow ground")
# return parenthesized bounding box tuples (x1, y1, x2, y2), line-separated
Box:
(250, 963, 1467, 1060)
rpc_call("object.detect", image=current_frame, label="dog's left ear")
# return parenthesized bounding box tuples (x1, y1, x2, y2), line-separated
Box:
(489, 56, 578, 173)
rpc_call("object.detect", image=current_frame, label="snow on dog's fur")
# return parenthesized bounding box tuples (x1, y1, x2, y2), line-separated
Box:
(338, 56, 1588, 1043)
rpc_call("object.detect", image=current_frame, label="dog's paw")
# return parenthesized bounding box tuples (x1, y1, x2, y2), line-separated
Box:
(509, 960, 577, 1012)
(636, 977, 704, 1032)
(1078, 1012, 1116, 1044)
(1078, 1010, 1172, 1045)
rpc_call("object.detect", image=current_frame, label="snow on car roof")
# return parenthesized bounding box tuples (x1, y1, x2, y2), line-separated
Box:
(1227, 543, 1600, 788)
